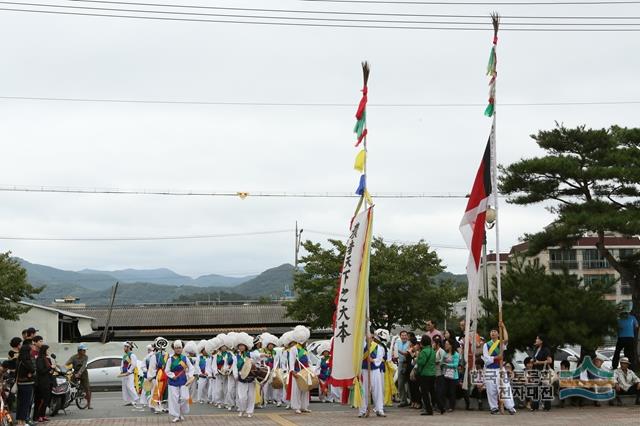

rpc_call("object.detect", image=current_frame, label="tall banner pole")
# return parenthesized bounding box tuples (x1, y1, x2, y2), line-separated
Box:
(328, 61, 374, 417)
(485, 12, 504, 412)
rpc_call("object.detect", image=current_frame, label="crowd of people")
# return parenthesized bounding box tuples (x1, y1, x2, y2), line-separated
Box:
(2, 315, 639, 424)
(0, 327, 91, 426)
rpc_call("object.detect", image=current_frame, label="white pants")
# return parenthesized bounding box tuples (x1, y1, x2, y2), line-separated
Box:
(271, 386, 284, 403)
(290, 376, 310, 411)
(197, 377, 208, 402)
(263, 383, 274, 403)
(236, 381, 256, 414)
(485, 368, 515, 411)
(226, 375, 237, 407)
(213, 376, 227, 405)
(168, 385, 190, 419)
(121, 374, 139, 404)
(331, 385, 342, 402)
(359, 370, 384, 415)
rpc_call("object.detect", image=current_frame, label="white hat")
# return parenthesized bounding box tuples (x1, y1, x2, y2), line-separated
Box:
(205, 338, 217, 354)
(146, 344, 154, 352)
(172, 339, 184, 349)
(620, 357, 631, 365)
(215, 334, 227, 349)
(595, 354, 607, 362)
(317, 340, 331, 355)
(234, 332, 253, 351)
(184, 340, 197, 355)
(292, 325, 310, 344)
(222, 334, 235, 349)
(374, 329, 390, 344)
(279, 331, 293, 347)
(123, 341, 134, 349)
(262, 333, 278, 348)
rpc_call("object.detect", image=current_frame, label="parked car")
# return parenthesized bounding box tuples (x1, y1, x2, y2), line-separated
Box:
(596, 346, 619, 370)
(513, 345, 580, 372)
(87, 356, 122, 389)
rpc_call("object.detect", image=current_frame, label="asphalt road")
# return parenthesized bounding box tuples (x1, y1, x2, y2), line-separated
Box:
(44, 391, 640, 426)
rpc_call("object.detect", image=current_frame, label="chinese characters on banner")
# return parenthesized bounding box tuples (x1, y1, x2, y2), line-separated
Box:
(329, 207, 373, 387)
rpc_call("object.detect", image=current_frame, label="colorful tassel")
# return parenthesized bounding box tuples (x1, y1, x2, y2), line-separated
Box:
(356, 175, 366, 195)
(354, 150, 366, 172)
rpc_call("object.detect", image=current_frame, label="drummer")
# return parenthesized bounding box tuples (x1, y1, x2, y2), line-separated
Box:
(232, 332, 257, 418)
(317, 341, 332, 403)
(289, 325, 312, 414)
(260, 334, 278, 406)
(164, 340, 195, 423)
(224, 333, 238, 411)
(195, 340, 209, 404)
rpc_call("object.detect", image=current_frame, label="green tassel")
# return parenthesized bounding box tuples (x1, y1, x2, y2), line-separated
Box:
(354, 116, 366, 137)
(486, 47, 496, 75)
(484, 103, 495, 117)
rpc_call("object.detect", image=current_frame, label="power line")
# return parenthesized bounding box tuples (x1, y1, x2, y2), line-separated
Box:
(8, 2, 638, 26)
(3, 5, 640, 30)
(66, 0, 640, 19)
(0, 229, 292, 241)
(0, 185, 470, 198)
(298, 0, 640, 5)
(2, 95, 639, 107)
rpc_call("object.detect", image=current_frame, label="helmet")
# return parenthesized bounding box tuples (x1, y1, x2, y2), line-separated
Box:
(77, 343, 88, 351)
(154, 337, 168, 350)
(374, 329, 390, 344)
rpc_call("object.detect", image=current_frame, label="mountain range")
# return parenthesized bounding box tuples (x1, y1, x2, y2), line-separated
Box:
(17, 258, 292, 305)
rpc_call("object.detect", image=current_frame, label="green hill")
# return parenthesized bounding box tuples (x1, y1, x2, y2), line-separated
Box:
(232, 264, 294, 298)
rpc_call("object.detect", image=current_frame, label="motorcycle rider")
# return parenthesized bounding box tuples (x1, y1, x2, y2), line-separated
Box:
(65, 343, 91, 409)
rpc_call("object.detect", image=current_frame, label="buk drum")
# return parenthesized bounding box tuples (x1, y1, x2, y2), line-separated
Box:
(295, 368, 319, 392)
(271, 369, 284, 389)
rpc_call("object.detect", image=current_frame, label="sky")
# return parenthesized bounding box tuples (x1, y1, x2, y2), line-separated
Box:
(0, 0, 639, 278)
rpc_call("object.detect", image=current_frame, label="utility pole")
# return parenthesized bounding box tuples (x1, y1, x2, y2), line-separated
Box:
(288, 221, 303, 299)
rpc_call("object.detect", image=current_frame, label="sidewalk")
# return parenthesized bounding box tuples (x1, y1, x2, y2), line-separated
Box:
(46, 405, 640, 426)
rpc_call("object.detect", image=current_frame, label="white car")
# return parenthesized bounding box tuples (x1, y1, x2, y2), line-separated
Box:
(87, 356, 123, 389)
(596, 346, 619, 371)
(513, 346, 580, 372)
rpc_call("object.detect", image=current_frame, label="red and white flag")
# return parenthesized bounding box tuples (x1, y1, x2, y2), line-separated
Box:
(459, 135, 493, 385)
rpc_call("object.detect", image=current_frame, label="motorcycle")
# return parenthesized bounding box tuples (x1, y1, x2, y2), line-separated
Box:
(49, 365, 88, 416)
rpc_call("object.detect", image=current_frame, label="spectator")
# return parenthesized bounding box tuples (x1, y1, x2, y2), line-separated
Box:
(432, 336, 446, 414)
(443, 339, 460, 412)
(31, 336, 44, 359)
(67, 343, 92, 409)
(612, 309, 638, 371)
(469, 358, 487, 411)
(444, 329, 460, 352)
(558, 360, 572, 408)
(532, 334, 553, 411)
(395, 331, 411, 407)
(579, 354, 609, 407)
(416, 335, 436, 416)
(15, 341, 35, 426)
(407, 337, 422, 409)
(612, 357, 640, 406)
(425, 320, 443, 342)
(34, 344, 53, 422)
(455, 363, 471, 410)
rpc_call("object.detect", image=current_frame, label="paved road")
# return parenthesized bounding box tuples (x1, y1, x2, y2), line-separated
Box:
(46, 392, 640, 425)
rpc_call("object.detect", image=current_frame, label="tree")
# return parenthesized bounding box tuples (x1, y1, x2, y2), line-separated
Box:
(285, 237, 462, 330)
(0, 252, 43, 320)
(480, 257, 618, 355)
(499, 124, 640, 345)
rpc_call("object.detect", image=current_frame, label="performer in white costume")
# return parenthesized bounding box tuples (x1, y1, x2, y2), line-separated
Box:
(232, 332, 257, 418)
(224, 332, 238, 410)
(183, 341, 198, 404)
(288, 325, 312, 415)
(139, 345, 154, 407)
(195, 340, 209, 403)
(259, 333, 279, 405)
(147, 337, 169, 414)
(119, 341, 140, 407)
(482, 323, 516, 415)
(358, 329, 389, 417)
(164, 339, 195, 423)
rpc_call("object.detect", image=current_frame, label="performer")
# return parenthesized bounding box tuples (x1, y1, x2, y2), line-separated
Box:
(482, 322, 516, 415)
(164, 340, 195, 423)
(224, 333, 238, 410)
(196, 340, 209, 403)
(232, 332, 257, 418)
(211, 335, 229, 408)
(272, 340, 288, 407)
(148, 337, 169, 414)
(317, 341, 332, 403)
(204, 338, 218, 405)
(139, 345, 154, 407)
(183, 341, 198, 404)
(260, 334, 278, 405)
(120, 341, 140, 407)
(288, 325, 312, 414)
(358, 329, 388, 417)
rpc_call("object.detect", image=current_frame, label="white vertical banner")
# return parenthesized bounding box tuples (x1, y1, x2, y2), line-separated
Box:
(329, 207, 373, 387)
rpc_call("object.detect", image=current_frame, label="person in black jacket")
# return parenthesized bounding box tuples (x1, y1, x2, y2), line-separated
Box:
(34, 345, 54, 422)
(15, 342, 35, 426)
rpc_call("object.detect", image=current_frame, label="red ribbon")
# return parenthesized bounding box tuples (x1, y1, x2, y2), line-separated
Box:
(286, 371, 293, 401)
(487, 97, 495, 104)
(355, 86, 368, 120)
(493, 36, 498, 45)
(355, 128, 368, 147)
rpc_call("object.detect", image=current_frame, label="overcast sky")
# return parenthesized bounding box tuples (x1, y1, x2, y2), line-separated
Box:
(1, 0, 639, 278)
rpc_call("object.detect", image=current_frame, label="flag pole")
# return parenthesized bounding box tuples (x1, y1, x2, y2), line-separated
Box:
(486, 11, 505, 412)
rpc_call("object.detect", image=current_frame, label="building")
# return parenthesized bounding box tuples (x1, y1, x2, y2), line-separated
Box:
(70, 302, 321, 342)
(478, 252, 509, 300)
(509, 233, 639, 307)
(0, 301, 95, 345)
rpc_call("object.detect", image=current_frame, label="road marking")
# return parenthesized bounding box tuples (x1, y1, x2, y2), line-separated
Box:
(266, 413, 299, 426)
